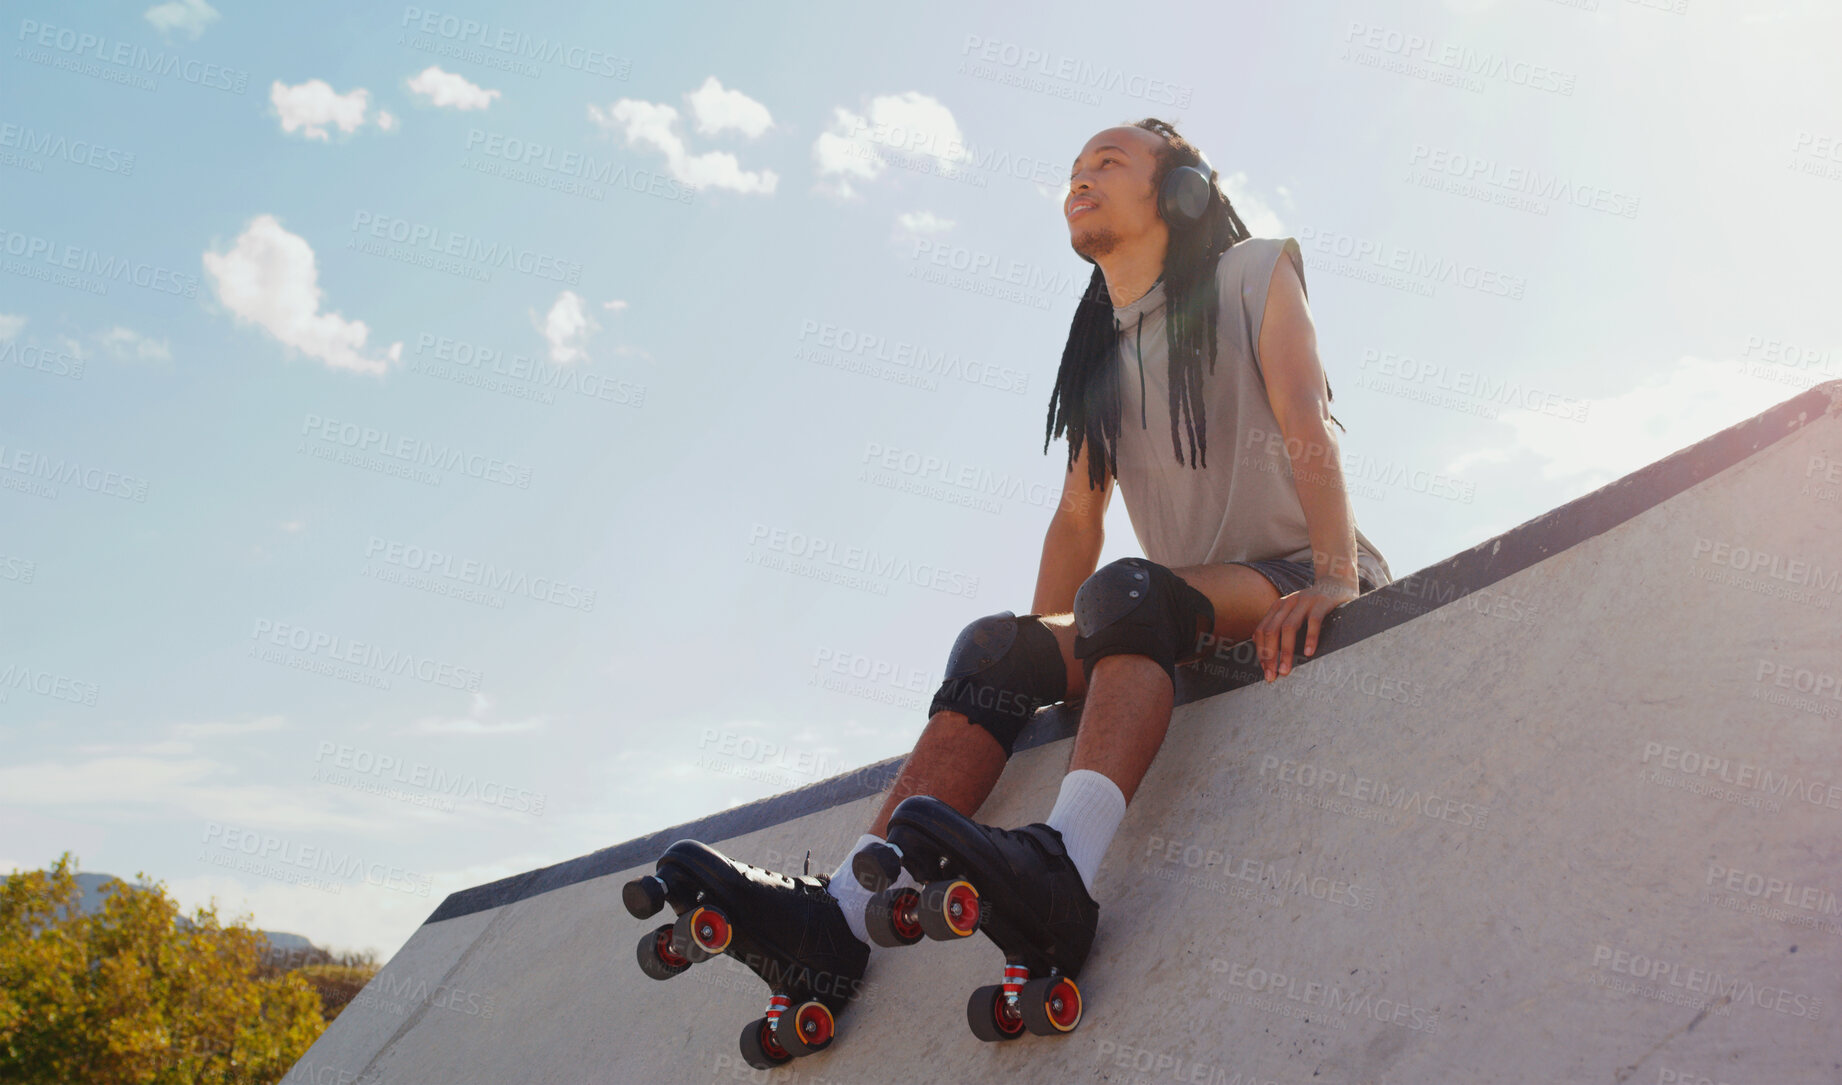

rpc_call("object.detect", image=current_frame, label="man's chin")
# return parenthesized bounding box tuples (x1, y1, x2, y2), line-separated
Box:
(1070, 226, 1119, 260)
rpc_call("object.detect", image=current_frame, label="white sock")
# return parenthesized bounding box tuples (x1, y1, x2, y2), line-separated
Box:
(826, 832, 915, 946)
(1045, 769, 1128, 895)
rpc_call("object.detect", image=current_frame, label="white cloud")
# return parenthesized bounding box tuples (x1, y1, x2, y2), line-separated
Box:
(0, 755, 372, 833)
(0, 314, 25, 340)
(601, 299, 628, 313)
(376, 109, 398, 132)
(203, 214, 401, 376)
(687, 75, 774, 138)
(813, 92, 968, 199)
(144, 0, 218, 38)
(171, 716, 288, 740)
(893, 210, 954, 242)
(96, 326, 172, 362)
(1444, 356, 1792, 489)
(1219, 171, 1286, 237)
(270, 79, 373, 140)
(536, 290, 598, 365)
(406, 66, 501, 111)
(589, 97, 776, 194)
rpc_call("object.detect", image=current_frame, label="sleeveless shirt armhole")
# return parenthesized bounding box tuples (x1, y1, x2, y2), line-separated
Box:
(1242, 237, 1305, 366)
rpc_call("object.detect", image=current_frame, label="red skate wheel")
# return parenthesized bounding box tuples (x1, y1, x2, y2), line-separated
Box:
(917, 879, 980, 940)
(774, 999, 835, 1056)
(965, 984, 1026, 1042)
(635, 924, 691, 980)
(686, 905, 732, 955)
(865, 886, 923, 947)
(739, 1016, 792, 1070)
(1019, 975, 1082, 1035)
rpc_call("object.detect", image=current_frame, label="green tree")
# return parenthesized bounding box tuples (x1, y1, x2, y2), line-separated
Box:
(0, 854, 326, 1085)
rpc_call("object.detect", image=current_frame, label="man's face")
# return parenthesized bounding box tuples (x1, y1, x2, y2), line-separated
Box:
(1065, 126, 1166, 261)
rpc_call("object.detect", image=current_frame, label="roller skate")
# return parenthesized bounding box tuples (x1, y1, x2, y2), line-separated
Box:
(623, 839, 869, 1069)
(851, 794, 1097, 1042)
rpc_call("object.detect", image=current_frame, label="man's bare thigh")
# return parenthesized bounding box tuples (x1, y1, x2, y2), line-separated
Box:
(1036, 563, 1279, 701)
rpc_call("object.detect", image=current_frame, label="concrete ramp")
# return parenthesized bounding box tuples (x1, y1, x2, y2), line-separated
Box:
(289, 382, 1842, 1085)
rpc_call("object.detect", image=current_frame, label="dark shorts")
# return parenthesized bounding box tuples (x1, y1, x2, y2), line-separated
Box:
(1226, 558, 1382, 598)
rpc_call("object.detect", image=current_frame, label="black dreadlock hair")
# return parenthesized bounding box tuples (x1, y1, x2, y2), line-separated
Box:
(1042, 117, 1340, 491)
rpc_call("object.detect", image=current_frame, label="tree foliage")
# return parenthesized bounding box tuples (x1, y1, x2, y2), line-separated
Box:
(0, 854, 331, 1085)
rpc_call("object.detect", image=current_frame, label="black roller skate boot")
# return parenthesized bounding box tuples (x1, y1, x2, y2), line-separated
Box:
(851, 794, 1098, 1042)
(623, 839, 870, 1070)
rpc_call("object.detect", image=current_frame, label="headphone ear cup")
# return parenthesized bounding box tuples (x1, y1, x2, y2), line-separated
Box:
(1159, 164, 1212, 225)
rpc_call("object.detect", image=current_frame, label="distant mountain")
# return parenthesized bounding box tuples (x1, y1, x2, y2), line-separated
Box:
(72, 873, 324, 960)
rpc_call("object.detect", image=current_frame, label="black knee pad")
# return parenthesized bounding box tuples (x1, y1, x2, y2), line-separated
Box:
(927, 611, 1068, 757)
(1072, 557, 1215, 688)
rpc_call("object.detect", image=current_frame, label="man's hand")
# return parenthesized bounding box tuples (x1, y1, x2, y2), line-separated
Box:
(1254, 580, 1361, 682)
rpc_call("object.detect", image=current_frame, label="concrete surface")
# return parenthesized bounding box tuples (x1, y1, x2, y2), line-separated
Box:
(287, 381, 1842, 1085)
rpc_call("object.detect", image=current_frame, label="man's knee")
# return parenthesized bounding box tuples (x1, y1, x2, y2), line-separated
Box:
(927, 611, 1069, 757)
(1072, 557, 1215, 688)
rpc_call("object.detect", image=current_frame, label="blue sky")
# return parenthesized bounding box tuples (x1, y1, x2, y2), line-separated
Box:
(2, 0, 1838, 957)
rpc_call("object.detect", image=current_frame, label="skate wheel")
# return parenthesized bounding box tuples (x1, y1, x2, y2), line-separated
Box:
(622, 875, 666, 919)
(773, 999, 835, 1056)
(739, 1016, 792, 1070)
(1018, 975, 1082, 1035)
(685, 905, 732, 955)
(852, 841, 903, 892)
(865, 886, 924, 948)
(917, 879, 980, 940)
(965, 984, 1027, 1042)
(635, 924, 691, 980)
(671, 911, 715, 963)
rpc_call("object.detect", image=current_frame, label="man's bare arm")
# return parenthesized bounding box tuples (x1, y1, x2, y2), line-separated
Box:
(1254, 250, 1360, 591)
(1032, 439, 1112, 615)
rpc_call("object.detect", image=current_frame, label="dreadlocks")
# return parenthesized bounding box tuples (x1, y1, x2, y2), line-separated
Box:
(1043, 118, 1339, 491)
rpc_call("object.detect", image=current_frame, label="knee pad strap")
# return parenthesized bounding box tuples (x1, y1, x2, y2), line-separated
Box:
(1072, 558, 1215, 688)
(928, 611, 1067, 757)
